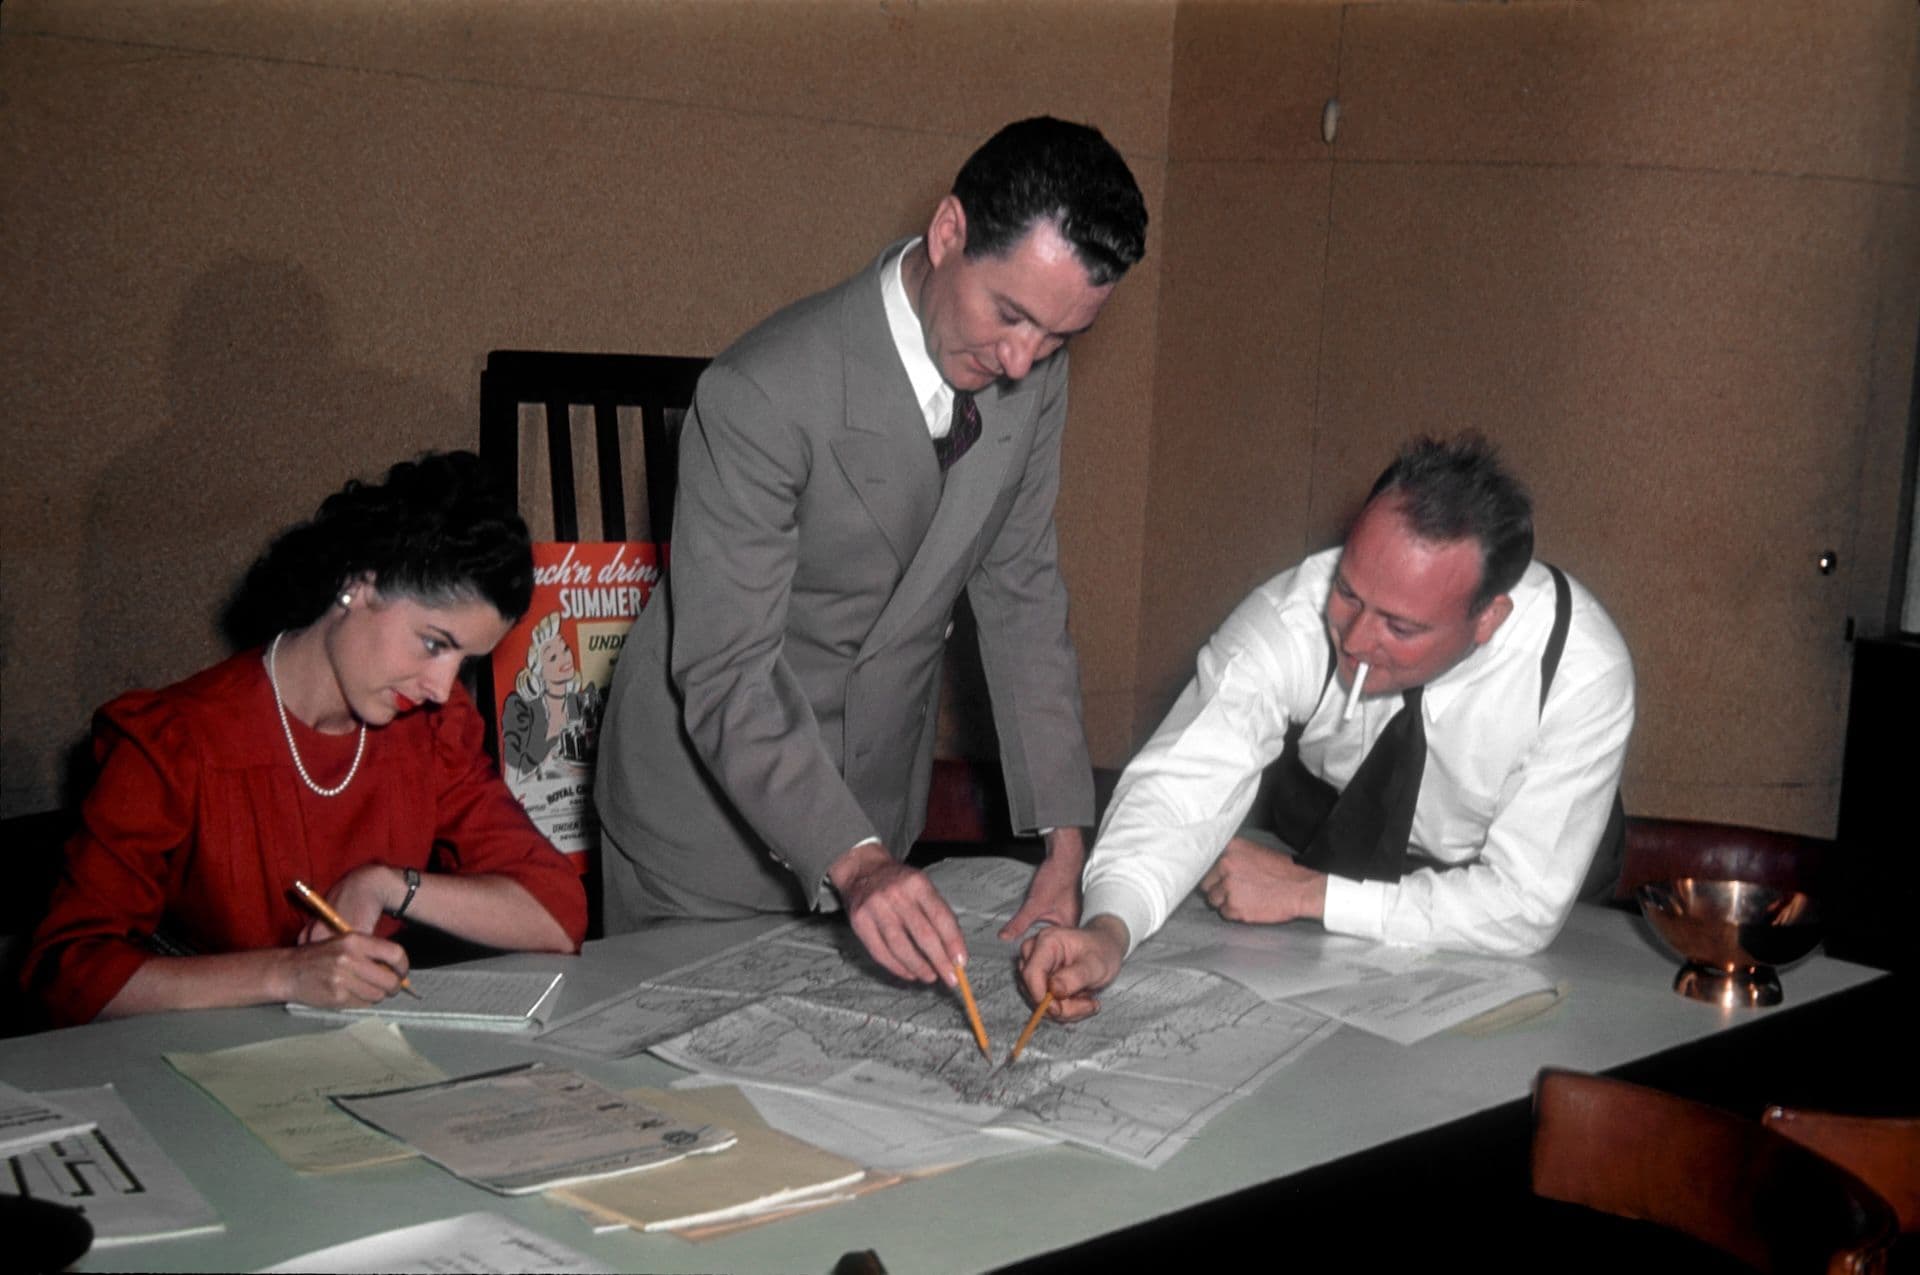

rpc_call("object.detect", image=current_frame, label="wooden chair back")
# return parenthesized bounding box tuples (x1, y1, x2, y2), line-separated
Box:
(479, 349, 707, 545)
(1762, 1107, 1920, 1234)
(1617, 816, 1833, 905)
(475, 349, 708, 737)
(1532, 1069, 1898, 1274)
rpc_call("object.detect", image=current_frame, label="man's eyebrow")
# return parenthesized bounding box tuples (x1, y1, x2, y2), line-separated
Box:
(1333, 571, 1430, 632)
(992, 291, 1096, 339)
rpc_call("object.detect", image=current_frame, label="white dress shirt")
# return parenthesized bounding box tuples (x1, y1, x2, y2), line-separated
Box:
(880, 237, 953, 439)
(1081, 552, 1635, 957)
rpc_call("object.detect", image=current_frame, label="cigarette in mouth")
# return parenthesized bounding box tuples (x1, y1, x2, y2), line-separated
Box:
(1343, 661, 1370, 723)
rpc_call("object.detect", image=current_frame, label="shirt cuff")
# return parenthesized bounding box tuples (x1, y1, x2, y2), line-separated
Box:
(1081, 881, 1156, 958)
(1321, 874, 1387, 943)
(812, 836, 885, 913)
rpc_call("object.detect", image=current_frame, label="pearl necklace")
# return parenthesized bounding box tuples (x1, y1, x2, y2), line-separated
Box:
(267, 633, 366, 797)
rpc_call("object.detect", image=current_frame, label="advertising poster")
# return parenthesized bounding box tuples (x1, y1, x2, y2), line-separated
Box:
(492, 542, 662, 860)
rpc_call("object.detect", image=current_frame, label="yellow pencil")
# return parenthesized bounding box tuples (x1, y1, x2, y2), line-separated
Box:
(1010, 990, 1054, 1063)
(952, 961, 991, 1059)
(291, 879, 419, 997)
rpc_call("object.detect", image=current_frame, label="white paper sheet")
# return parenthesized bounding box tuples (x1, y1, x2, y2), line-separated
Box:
(0, 1078, 95, 1155)
(1292, 955, 1559, 1044)
(711, 1078, 1055, 1175)
(1152, 923, 1426, 1001)
(165, 1019, 445, 1172)
(257, 1211, 612, 1273)
(331, 1063, 734, 1194)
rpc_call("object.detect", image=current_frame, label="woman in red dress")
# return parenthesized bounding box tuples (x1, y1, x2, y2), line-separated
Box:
(25, 452, 587, 1025)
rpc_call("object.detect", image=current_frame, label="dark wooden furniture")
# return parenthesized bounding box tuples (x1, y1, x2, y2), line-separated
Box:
(1764, 1107, 1920, 1236)
(1532, 1069, 1897, 1274)
(475, 348, 708, 749)
(478, 350, 707, 545)
(476, 348, 706, 722)
(475, 350, 708, 933)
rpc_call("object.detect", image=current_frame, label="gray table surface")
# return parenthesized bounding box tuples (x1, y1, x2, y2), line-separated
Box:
(0, 891, 1883, 1274)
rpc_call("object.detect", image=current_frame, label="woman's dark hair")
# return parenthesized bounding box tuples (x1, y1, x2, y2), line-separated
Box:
(222, 451, 532, 649)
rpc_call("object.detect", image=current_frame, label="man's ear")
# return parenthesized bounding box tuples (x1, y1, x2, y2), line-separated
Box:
(925, 194, 967, 270)
(1472, 593, 1513, 646)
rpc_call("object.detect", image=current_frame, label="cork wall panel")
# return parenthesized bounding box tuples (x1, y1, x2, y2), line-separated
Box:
(1166, 0, 1340, 161)
(0, 13, 1168, 812)
(1132, 159, 1330, 741)
(1336, 0, 1917, 182)
(1051, 242, 1165, 771)
(1318, 162, 1893, 833)
(3, 0, 1177, 161)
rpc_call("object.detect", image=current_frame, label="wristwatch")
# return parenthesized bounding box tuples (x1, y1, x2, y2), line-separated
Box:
(391, 866, 422, 919)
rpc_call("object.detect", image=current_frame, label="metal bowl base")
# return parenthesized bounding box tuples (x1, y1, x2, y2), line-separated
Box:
(1673, 961, 1783, 1008)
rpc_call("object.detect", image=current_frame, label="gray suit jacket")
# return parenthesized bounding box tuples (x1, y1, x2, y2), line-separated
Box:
(594, 246, 1096, 927)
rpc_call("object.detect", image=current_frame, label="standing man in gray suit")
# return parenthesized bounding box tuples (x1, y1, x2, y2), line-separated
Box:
(594, 117, 1148, 989)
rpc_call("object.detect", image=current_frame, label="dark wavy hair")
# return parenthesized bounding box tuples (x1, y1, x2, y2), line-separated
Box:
(953, 116, 1148, 286)
(221, 451, 532, 649)
(1365, 433, 1534, 615)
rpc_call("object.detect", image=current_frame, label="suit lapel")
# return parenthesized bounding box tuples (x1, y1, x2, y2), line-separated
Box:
(828, 254, 942, 570)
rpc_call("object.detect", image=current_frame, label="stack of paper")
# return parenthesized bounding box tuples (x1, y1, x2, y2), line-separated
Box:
(2, 1085, 222, 1246)
(0, 1079, 95, 1154)
(165, 1019, 446, 1172)
(552, 1085, 868, 1233)
(287, 969, 566, 1032)
(330, 1063, 735, 1195)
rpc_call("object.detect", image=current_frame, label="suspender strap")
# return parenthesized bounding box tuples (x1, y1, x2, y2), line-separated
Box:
(1540, 563, 1627, 902)
(1540, 565, 1572, 714)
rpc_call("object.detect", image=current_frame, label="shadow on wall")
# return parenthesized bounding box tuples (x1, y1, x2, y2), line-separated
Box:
(62, 258, 462, 806)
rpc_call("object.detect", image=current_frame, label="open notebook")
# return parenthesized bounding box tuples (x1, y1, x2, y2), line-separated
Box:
(287, 969, 565, 1032)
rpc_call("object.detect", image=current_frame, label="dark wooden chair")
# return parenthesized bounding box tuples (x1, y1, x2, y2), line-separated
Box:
(476, 349, 707, 742)
(1762, 1107, 1920, 1238)
(479, 349, 707, 546)
(1617, 816, 1833, 906)
(476, 350, 709, 934)
(1532, 1069, 1899, 1274)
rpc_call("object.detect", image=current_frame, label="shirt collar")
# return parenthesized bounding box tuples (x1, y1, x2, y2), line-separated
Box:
(880, 237, 953, 437)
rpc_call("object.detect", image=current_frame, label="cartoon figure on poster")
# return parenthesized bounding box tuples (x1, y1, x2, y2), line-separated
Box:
(492, 541, 659, 858)
(501, 612, 603, 781)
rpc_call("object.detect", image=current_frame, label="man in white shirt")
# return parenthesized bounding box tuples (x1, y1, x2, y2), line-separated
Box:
(595, 118, 1148, 990)
(1019, 435, 1635, 1020)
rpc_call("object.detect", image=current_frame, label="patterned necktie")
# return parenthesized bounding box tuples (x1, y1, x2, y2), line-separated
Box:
(934, 391, 982, 471)
(1292, 686, 1428, 883)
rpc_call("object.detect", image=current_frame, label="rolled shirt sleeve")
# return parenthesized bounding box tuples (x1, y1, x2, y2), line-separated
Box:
(1082, 576, 1331, 953)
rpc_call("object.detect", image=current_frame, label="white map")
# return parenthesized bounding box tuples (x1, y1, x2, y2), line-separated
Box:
(540, 859, 1336, 1167)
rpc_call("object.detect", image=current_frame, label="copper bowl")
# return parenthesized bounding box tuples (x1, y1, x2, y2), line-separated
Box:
(1635, 878, 1823, 1008)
